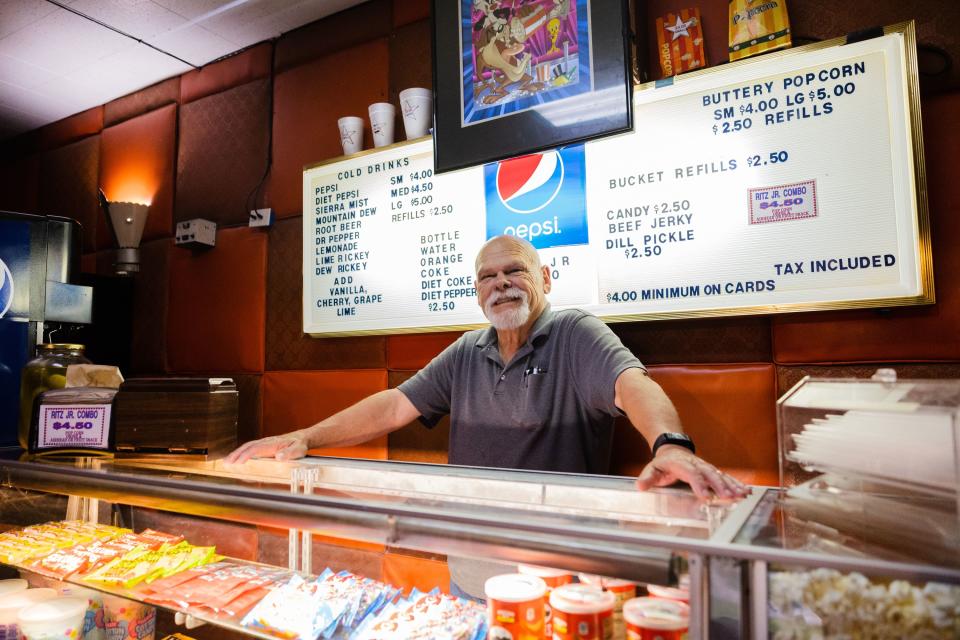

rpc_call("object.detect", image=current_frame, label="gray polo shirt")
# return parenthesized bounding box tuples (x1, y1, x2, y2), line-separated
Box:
(398, 306, 645, 474)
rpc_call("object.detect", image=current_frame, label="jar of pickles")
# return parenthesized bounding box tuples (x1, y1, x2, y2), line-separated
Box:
(18, 344, 90, 448)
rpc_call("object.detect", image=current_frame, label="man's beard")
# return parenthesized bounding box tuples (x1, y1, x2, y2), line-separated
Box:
(483, 287, 531, 330)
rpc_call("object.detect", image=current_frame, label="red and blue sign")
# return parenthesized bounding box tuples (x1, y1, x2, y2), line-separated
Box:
(484, 144, 588, 249)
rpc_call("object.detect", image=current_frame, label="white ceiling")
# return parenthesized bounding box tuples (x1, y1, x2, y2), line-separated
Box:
(0, 0, 368, 141)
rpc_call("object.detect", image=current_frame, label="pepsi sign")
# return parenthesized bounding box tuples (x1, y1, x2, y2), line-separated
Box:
(484, 145, 589, 249)
(0, 258, 12, 319)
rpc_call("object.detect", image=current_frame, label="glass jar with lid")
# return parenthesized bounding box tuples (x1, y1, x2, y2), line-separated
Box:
(18, 344, 91, 448)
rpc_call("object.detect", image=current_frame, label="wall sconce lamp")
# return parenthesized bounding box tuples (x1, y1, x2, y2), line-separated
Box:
(99, 189, 149, 275)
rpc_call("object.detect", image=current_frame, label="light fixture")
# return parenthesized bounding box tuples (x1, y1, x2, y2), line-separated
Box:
(99, 189, 149, 275)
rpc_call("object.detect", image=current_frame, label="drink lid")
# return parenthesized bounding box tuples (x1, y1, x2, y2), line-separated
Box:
(623, 597, 690, 631)
(485, 574, 547, 602)
(646, 584, 690, 602)
(0, 580, 27, 598)
(549, 584, 615, 614)
(17, 597, 88, 624)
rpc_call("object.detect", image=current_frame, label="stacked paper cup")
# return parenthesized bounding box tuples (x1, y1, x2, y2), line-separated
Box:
(17, 597, 88, 640)
(368, 102, 396, 148)
(337, 116, 364, 155)
(0, 588, 57, 640)
(399, 88, 432, 139)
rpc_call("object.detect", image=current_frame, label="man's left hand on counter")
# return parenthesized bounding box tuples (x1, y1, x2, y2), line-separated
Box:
(636, 445, 750, 500)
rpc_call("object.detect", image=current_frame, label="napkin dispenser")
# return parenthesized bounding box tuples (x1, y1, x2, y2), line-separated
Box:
(113, 378, 238, 457)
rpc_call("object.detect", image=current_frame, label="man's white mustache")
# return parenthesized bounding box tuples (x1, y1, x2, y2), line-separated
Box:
(488, 289, 525, 306)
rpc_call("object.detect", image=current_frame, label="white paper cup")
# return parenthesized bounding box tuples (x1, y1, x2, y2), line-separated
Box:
(337, 116, 364, 155)
(368, 102, 395, 148)
(399, 87, 432, 139)
(0, 589, 57, 639)
(0, 581, 27, 599)
(101, 594, 156, 640)
(17, 597, 87, 640)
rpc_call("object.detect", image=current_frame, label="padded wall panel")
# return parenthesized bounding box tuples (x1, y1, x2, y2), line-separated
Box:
(36, 107, 102, 152)
(104, 77, 180, 127)
(772, 92, 960, 363)
(100, 104, 176, 243)
(257, 527, 384, 580)
(79, 250, 113, 277)
(382, 552, 450, 594)
(387, 371, 449, 464)
(386, 332, 461, 370)
(39, 136, 102, 252)
(167, 227, 266, 373)
(389, 19, 432, 111)
(233, 374, 263, 444)
(261, 370, 388, 459)
(180, 43, 273, 104)
(609, 364, 779, 485)
(777, 363, 960, 398)
(270, 39, 390, 217)
(274, 0, 391, 73)
(393, 0, 430, 28)
(175, 79, 271, 227)
(611, 316, 772, 365)
(266, 217, 386, 369)
(0, 154, 39, 214)
(130, 238, 170, 374)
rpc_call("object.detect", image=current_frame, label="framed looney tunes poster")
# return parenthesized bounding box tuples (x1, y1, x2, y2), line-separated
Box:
(432, 0, 632, 173)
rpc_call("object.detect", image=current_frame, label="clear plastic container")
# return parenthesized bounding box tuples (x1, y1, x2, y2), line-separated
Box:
(18, 344, 90, 448)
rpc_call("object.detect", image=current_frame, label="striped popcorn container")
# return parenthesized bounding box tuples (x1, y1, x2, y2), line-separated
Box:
(655, 8, 707, 79)
(728, 0, 792, 62)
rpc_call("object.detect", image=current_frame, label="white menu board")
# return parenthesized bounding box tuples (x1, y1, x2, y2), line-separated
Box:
(303, 25, 931, 337)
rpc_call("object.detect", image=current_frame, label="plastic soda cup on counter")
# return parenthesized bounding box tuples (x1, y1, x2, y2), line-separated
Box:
(0, 588, 57, 640)
(102, 594, 156, 640)
(622, 597, 689, 640)
(549, 584, 615, 640)
(485, 573, 547, 640)
(579, 573, 636, 638)
(518, 565, 573, 638)
(16, 596, 87, 640)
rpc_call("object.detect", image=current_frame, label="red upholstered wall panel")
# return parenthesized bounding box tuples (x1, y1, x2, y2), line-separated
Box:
(180, 43, 273, 104)
(393, 0, 430, 28)
(274, 0, 391, 73)
(261, 370, 388, 459)
(130, 237, 171, 374)
(386, 332, 461, 370)
(382, 552, 449, 594)
(0, 154, 39, 214)
(99, 104, 176, 243)
(266, 217, 386, 369)
(35, 107, 102, 152)
(269, 39, 390, 217)
(176, 79, 271, 226)
(387, 370, 449, 464)
(39, 136, 103, 252)
(610, 364, 779, 486)
(104, 77, 180, 127)
(772, 91, 960, 363)
(167, 227, 266, 373)
(389, 18, 432, 112)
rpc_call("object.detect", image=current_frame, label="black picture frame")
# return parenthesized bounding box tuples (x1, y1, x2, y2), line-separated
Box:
(432, 0, 634, 174)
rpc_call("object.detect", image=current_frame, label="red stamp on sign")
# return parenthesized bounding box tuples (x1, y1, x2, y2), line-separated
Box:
(748, 179, 818, 225)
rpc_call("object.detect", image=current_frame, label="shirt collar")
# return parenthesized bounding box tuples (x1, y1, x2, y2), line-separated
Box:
(476, 303, 555, 349)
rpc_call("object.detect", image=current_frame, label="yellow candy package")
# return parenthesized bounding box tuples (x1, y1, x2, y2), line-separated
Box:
(729, 0, 792, 62)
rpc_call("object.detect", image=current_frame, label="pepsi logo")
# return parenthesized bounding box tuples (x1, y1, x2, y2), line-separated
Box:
(0, 258, 12, 319)
(495, 151, 564, 214)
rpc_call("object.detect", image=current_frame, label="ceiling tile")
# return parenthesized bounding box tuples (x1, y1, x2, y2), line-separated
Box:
(0, 52, 60, 89)
(69, 0, 188, 40)
(0, 79, 65, 120)
(148, 23, 237, 66)
(0, 0, 63, 40)
(0, 6, 131, 76)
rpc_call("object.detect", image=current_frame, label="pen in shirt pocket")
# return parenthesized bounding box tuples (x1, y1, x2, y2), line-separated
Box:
(523, 365, 548, 386)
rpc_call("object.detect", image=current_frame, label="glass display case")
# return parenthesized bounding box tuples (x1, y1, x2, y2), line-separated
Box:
(0, 453, 957, 640)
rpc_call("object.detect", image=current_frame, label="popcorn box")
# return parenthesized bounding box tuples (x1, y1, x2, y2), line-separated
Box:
(655, 8, 707, 78)
(729, 0, 792, 62)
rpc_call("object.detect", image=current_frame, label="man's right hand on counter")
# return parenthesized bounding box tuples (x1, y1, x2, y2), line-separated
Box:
(224, 432, 310, 464)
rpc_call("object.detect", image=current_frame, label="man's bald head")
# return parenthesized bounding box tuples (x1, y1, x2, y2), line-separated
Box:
(474, 235, 542, 275)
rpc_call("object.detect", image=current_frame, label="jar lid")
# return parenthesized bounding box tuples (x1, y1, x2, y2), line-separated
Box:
(578, 573, 636, 591)
(484, 574, 547, 602)
(39, 343, 85, 351)
(549, 584, 615, 614)
(17, 597, 88, 624)
(622, 597, 689, 631)
(646, 584, 689, 602)
(518, 564, 574, 580)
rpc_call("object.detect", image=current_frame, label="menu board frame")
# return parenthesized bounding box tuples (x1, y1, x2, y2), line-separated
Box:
(302, 21, 932, 338)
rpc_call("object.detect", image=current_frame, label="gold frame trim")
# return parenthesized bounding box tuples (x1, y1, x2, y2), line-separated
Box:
(303, 22, 933, 338)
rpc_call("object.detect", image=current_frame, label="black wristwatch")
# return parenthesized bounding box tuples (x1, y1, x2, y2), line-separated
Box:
(651, 432, 696, 457)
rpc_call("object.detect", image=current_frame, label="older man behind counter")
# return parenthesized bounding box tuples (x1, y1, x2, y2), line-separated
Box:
(226, 234, 748, 502)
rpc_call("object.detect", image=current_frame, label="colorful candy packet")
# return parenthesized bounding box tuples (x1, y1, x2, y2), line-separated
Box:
(241, 571, 359, 640)
(350, 589, 487, 640)
(728, 0, 792, 61)
(655, 8, 706, 78)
